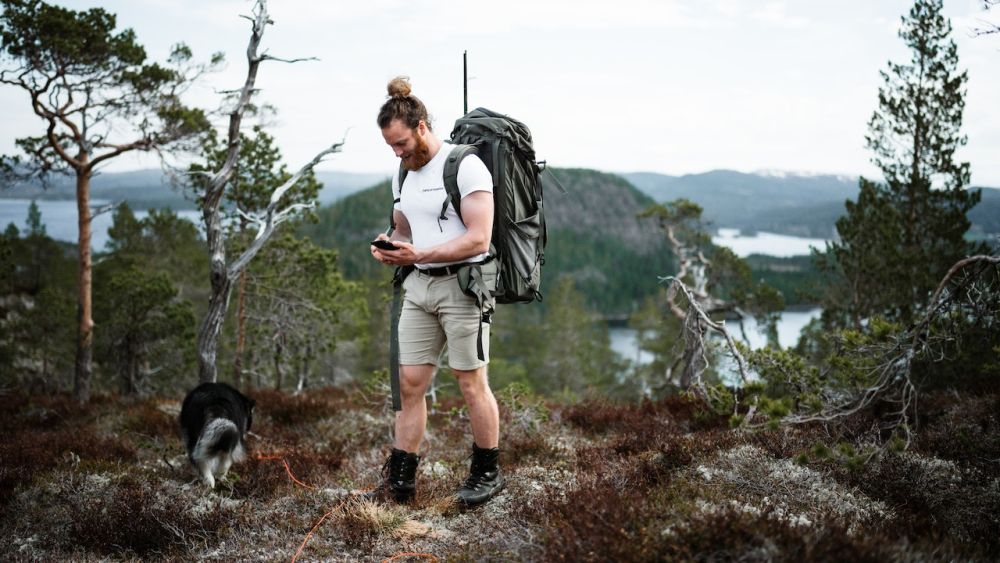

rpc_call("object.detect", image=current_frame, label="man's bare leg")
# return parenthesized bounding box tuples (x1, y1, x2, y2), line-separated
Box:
(454, 366, 499, 448)
(394, 363, 435, 452)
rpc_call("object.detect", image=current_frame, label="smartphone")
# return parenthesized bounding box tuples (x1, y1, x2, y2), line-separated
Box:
(371, 239, 400, 251)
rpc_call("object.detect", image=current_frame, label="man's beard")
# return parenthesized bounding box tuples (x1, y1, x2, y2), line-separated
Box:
(402, 132, 433, 171)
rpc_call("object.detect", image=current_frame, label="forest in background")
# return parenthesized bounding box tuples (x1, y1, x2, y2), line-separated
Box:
(1, 0, 999, 560)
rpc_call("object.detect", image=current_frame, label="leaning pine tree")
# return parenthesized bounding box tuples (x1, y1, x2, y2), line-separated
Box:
(819, 0, 981, 328)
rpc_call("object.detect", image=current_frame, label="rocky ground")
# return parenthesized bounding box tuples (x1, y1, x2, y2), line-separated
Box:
(1, 386, 998, 562)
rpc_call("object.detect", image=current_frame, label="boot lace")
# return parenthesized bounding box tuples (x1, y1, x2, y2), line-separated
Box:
(462, 456, 489, 489)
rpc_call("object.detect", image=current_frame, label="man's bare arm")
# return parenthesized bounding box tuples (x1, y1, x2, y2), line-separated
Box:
(377, 191, 493, 266)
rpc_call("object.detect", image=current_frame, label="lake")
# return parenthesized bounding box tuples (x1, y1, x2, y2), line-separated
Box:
(0, 198, 202, 250)
(712, 228, 828, 258)
(3, 199, 833, 259)
(608, 307, 822, 366)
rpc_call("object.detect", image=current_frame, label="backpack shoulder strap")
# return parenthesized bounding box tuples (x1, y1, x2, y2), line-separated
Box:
(440, 144, 477, 225)
(387, 163, 408, 236)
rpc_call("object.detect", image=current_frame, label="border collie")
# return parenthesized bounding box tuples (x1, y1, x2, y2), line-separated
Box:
(179, 382, 255, 489)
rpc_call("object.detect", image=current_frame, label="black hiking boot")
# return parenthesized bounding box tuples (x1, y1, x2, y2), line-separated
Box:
(456, 443, 505, 507)
(365, 448, 420, 503)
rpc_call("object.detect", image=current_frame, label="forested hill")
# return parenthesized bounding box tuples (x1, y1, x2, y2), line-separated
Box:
(300, 168, 672, 317)
(623, 170, 855, 238)
(622, 170, 1000, 239)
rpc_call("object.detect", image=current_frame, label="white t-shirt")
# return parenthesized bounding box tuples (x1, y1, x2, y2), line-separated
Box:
(392, 142, 493, 268)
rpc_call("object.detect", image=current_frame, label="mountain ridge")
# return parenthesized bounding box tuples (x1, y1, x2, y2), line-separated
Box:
(4, 167, 997, 239)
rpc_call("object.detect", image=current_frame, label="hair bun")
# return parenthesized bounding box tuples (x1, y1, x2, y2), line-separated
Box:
(387, 76, 412, 99)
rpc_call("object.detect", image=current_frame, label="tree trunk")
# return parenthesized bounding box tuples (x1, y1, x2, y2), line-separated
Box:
(121, 348, 138, 396)
(233, 267, 248, 389)
(273, 332, 284, 391)
(295, 343, 311, 394)
(197, 208, 232, 383)
(73, 164, 93, 403)
(197, 276, 232, 383)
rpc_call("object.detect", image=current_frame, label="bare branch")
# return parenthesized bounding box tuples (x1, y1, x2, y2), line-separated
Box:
(88, 137, 155, 170)
(89, 201, 121, 220)
(661, 276, 753, 389)
(227, 138, 344, 278)
(921, 255, 1000, 329)
(257, 54, 319, 64)
(205, 0, 271, 205)
(775, 254, 1000, 446)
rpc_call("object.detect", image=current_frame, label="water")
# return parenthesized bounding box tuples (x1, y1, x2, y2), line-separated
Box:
(712, 228, 828, 258)
(608, 307, 822, 366)
(0, 199, 202, 250)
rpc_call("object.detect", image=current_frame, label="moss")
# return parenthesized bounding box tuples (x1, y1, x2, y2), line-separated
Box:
(0, 425, 137, 504)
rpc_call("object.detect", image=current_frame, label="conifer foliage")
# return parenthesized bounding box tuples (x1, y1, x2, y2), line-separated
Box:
(820, 0, 980, 327)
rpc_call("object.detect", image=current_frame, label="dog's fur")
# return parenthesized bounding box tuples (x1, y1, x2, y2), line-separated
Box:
(179, 382, 255, 489)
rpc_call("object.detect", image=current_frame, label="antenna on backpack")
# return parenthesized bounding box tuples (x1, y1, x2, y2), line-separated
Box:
(463, 50, 468, 114)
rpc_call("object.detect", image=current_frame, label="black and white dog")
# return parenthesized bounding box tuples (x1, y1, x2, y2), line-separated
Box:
(179, 382, 255, 489)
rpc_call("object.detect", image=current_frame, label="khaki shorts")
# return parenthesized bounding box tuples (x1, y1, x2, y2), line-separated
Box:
(399, 270, 491, 370)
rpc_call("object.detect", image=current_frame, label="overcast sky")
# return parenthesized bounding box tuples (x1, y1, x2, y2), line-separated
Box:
(2, 0, 999, 185)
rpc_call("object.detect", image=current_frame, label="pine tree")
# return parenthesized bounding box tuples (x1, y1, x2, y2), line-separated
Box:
(25, 200, 45, 237)
(0, 1, 215, 402)
(820, 0, 980, 327)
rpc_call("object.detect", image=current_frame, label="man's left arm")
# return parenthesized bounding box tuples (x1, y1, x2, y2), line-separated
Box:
(378, 191, 493, 266)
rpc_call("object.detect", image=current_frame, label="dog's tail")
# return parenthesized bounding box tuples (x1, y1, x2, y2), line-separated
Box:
(192, 418, 245, 464)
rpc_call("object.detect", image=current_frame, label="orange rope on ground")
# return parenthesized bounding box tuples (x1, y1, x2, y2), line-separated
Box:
(291, 496, 351, 563)
(256, 454, 316, 490)
(256, 453, 366, 563)
(382, 553, 439, 563)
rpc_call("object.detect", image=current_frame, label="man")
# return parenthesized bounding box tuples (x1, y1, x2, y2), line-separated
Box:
(368, 76, 504, 507)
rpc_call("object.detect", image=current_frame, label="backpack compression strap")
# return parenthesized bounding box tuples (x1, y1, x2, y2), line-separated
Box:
(389, 264, 413, 411)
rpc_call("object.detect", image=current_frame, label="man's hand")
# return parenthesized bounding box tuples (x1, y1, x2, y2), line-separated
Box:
(371, 234, 421, 266)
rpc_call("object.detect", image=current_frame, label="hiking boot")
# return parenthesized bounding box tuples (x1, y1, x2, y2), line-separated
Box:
(456, 443, 505, 507)
(365, 448, 420, 503)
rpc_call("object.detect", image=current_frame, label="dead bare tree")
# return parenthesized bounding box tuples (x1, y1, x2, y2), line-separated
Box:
(661, 276, 757, 420)
(195, 0, 343, 383)
(641, 200, 763, 389)
(779, 254, 1000, 445)
(671, 254, 1000, 444)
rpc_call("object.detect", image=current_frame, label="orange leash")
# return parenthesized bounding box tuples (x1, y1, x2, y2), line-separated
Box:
(256, 454, 316, 490)
(291, 496, 351, 563)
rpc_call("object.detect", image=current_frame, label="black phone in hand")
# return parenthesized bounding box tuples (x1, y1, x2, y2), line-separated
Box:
(371, 239, 400, 251)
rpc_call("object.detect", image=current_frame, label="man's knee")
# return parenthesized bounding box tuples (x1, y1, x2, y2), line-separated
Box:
(456, 368, 491, 399)
(400, 365, 433, 399)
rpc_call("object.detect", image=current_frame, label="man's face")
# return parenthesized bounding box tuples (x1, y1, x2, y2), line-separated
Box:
(382, 119, 432, 171)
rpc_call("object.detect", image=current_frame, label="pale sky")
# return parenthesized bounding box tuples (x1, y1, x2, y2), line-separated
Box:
(2, 0, 999, 185)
